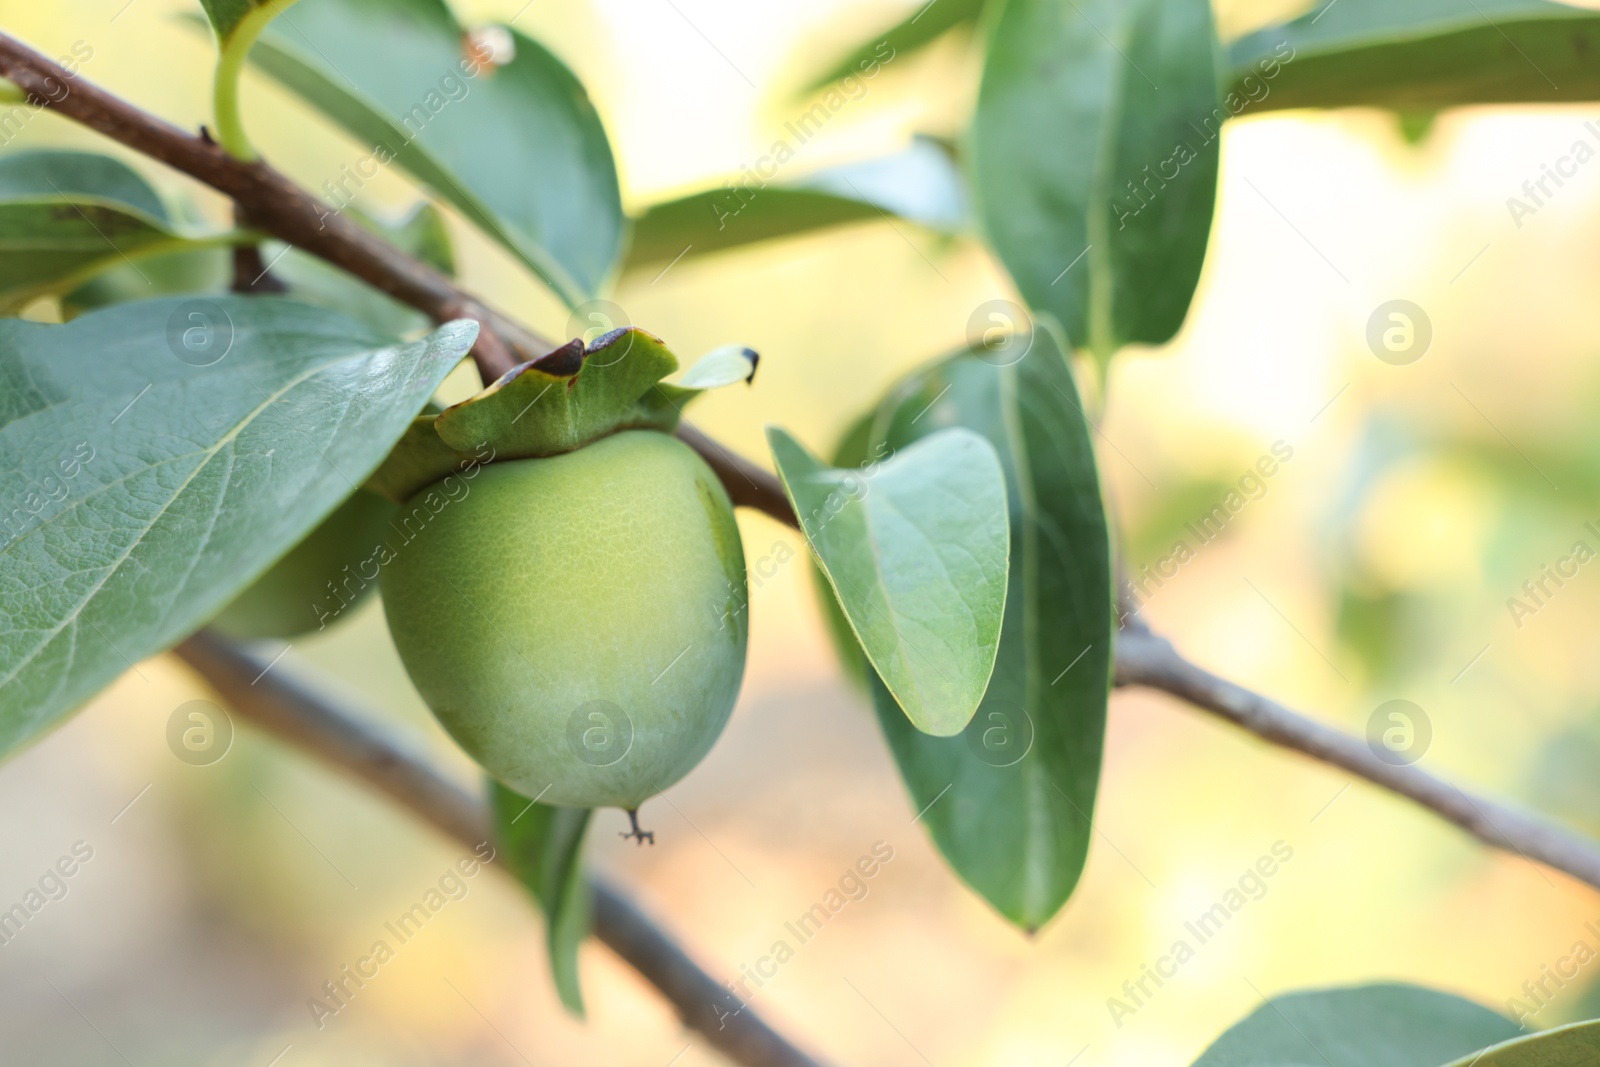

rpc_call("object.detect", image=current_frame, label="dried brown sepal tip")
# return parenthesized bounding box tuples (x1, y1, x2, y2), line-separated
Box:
(735, 347, 758, 384)
(620, 808, 655, 846)
(527, 337, 585, 378)
(491, 328, 661, 386)
(586, 326, 640, 354)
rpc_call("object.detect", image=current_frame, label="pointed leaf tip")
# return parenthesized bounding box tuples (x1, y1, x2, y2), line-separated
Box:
(767, 424, 1009, 737)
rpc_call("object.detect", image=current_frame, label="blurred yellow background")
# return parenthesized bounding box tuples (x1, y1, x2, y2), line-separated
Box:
(7, 0, 1600, 1064)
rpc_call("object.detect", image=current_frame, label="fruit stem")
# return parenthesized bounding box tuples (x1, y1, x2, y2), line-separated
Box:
(620, 808, 655, 846)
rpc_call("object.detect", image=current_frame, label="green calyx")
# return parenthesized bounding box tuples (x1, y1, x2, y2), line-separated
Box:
(366, 326, 757, 502)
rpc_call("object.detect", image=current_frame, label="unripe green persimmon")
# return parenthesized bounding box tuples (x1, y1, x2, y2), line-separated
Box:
(380, 430, 749, 809)
(211, 488, 397, 640)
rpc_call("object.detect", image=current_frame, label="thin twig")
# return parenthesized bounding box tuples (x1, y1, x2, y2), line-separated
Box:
(0, 30, 805, 526)
(0, 32, 530, 378)
(1114, 626, 1600, 891)
(173, 630, 835, 1067)
(677, 424, 796, 523)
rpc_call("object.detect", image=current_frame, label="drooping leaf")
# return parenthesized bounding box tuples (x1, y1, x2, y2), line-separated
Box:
(1229, 0, 1600, 113)
(830, 327, 1112, 929)
(972, 0, 1221, 359)
(1190, 983, 1522, 1067)
(0, 297, 475, 759)
(623, 140, 968, 272)
(219, 0, 621, 303)
(1440, 1018, 1600, 1066)
(0, 150, 232, 313)
(800, 0, 988, 94)
(490, 779, 591, 1017)
(770, 425, 1009, 736)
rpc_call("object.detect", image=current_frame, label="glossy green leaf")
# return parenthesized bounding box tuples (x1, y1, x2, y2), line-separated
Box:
(813, 410, 881, 691)
(1192, 983, 1522, 1067)
(800, 0, 987, 93)
(0, 297, 475, 758)
(1230, 0, 1600, 113)
(623, 140, 968, 271)
(0, 150, 234, 313)
(768, 425, 1009, 737)
(832, 328, 1112, 929)
(490, 780, 591, 1017)
(972, 0, 1221, 358)
(227, 0, 621, 303)
(1441, 1019, 1600, 1066)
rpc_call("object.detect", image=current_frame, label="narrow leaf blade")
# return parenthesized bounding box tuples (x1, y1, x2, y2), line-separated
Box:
(490, 780, 591, 1017)
(1230, 0, 1600, 113)
(799, 0, 987, 94)
(0, 297, 476, 758)
(972, 0, 1221, 356)
(768, 425, 1009, 736)
(238, 0, 622, 302)
(623, 141, 968, 272)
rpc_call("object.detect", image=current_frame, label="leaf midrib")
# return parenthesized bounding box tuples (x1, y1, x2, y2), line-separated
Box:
(999, 361, 1053, 926)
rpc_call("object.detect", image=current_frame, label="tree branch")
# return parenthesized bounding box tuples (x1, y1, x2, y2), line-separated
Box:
(682, 378, 1600, 890)
(0, 30, 802, 526)
(677, 424, 796, 523)
(173, 630, 835, 1067)
(16, 9, 1592, 982)
(1114, 625, 1600, 891)
(0, 32, 536, 379)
